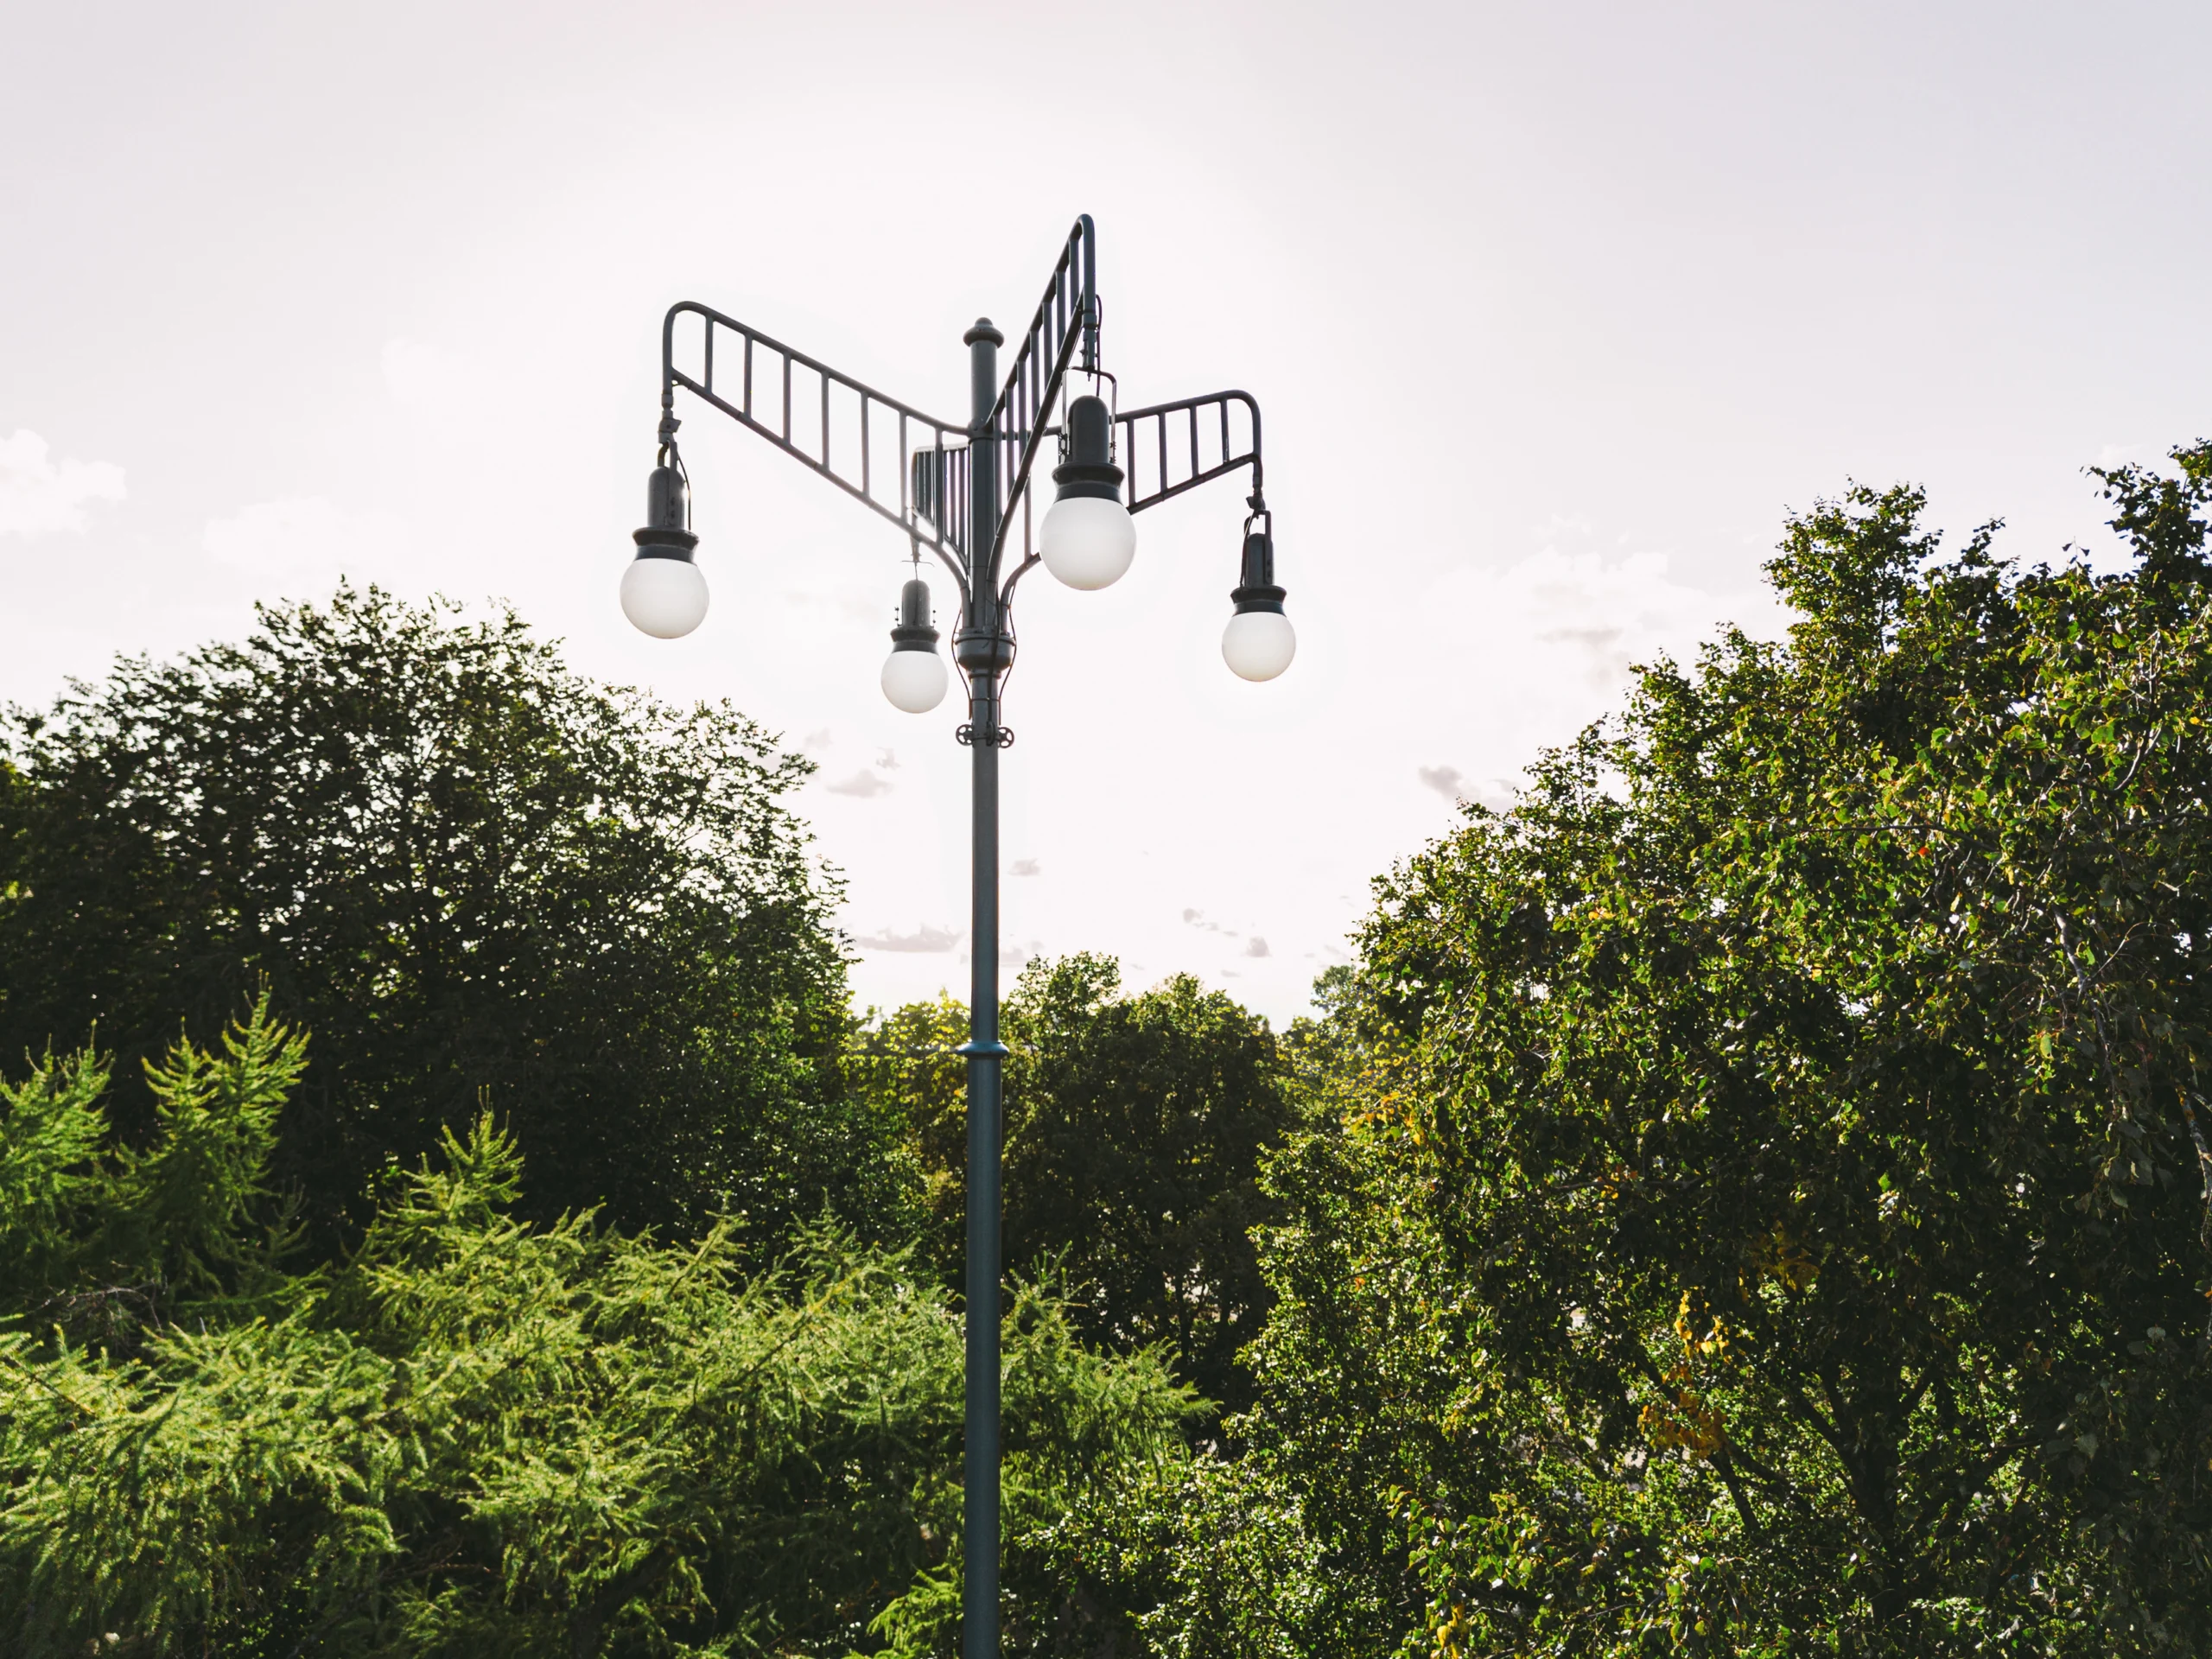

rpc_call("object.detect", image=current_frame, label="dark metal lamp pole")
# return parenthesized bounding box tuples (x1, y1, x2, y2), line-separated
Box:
(619, 217, 1291, 1659)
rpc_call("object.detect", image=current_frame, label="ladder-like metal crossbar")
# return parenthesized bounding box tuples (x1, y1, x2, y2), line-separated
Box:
(976, 216, 1097, 575)
(661, 301, 975, 572)
(1117, 390, 1264, 514)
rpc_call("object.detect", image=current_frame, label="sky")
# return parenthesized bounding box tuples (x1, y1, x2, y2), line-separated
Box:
(3, 0, 2209, 1026)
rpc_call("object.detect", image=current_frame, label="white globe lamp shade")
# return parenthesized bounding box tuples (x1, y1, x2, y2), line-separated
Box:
(881, 647, 949, 714)
(1039, 495, 1135, 591)
(621, 555, 709, 639)
(1223, 608, 1296, 682)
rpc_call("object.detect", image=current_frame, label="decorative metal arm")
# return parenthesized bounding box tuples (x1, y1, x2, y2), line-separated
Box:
(659, 301, 974, 575)
(657, 219, 1268, 620)
(1119, 390, 1264, 514)
(976, 217, 1098, 576)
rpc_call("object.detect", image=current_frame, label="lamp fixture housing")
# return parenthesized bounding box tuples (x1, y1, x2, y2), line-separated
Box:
(1222, 521, 1295, 681)
(623, 461, 708, 638)
(881, 574, 949, 712)
(1039, 394, 1135, 590)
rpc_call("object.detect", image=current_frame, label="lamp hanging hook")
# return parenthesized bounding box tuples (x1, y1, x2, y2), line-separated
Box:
(657, 387, 684, 471)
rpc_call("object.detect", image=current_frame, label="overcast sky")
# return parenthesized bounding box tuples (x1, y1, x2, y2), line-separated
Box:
(5, 1, 2209, 1024)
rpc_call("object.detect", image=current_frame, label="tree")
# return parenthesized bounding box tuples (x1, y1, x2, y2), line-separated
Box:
(845, 992, 969, 1274)
(1002, 957, 1293, 1426)
(0, 588, 895, 1248)
(0, 1011, 1196, 1658)
(849, 958, 1294, 1425)
(1245, 447, 2212, 1655)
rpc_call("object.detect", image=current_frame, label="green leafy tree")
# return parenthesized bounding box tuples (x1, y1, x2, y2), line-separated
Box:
(1003, 957, 1293, 1425)
(1224, 974, 1448, 1656)
(846, 993, 969, 1272)
(852, 958, 1294, 1425)
(0, 1013, 1196, 1658)
(1017, 1447, 1356, 1659)
(1245, 447, 2212, 1656)
(0, 588, 894, 1247)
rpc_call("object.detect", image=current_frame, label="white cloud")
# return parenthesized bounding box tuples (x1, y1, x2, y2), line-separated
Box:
(1468, 778, 1518, 812)
(1417, 764, 1465, 799)
(825, 769, 893, 798)
(1382, 543, 1789, 855)
(1243, 938, 1271, 958)
(202, 496, 408, 589)
(0, 430, 125, 535)
(1010, 858, 1042, 877)
(857, 923, 960, 953)
(1418, 765, 1517, 810)
(1516, 549, 1770, 685)
(1419, 544, 1789, 737)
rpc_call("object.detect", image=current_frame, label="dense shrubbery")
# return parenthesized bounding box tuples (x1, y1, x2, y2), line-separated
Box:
(8, 447, 2212, 1655)
(0, 1007, 1196, 1656)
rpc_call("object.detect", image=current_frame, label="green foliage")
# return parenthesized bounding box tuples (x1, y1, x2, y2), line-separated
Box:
(0, 995, 305, 1349)
(852, 957, 1294, 1425)
(1232, 1024, 1447, 1655)
(846, 994, 969, 1274)
(0, 587, 895, 1248)
(1244, 445, 2212, 1656)
(0, 1017, 1195, 1658)
(17, 445, 2212, 1656)
(1018, 1450, 1351, 1658)
(1002, 957, 1292, 1425)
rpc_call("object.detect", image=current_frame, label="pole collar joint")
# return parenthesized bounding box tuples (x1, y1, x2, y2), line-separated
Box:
(956, 1040, 1011, 1058)
(952, 626, 1015, 677)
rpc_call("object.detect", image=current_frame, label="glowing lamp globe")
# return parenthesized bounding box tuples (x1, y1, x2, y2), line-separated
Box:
(1039, 495, 1135, 590)
(882, 647, 949, 713)
(621, 553, 708, 639)
(1222, 608, 1296, 681)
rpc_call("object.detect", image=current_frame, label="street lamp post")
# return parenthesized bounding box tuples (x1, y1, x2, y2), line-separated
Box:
(620, 215, 1291, 1658)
